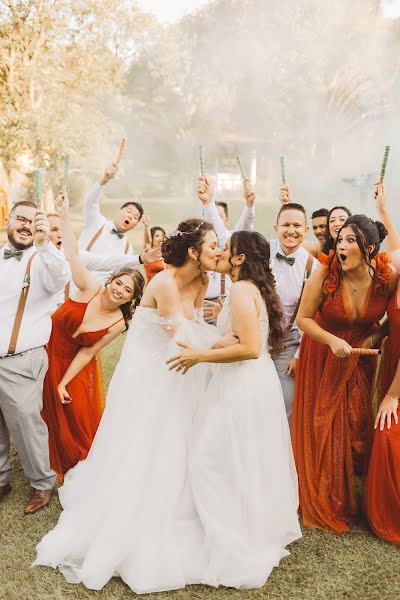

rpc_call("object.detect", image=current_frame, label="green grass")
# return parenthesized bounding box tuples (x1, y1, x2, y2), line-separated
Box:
(1, 336, 400, 599)
(1, 196, 400, 599)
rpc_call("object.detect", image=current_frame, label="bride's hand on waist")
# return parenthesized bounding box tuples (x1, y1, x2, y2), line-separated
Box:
(166, 342, 203, 374)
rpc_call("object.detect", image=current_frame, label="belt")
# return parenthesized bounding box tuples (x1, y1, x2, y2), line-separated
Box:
(0, 346, 43, 359)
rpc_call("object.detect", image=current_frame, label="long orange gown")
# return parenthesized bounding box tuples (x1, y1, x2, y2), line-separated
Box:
(291, 252, 392, 533)
(364, 289, 400, 544)
(42, 291, 122, 480)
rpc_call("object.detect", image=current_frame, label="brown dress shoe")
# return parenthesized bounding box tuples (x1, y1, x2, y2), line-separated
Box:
(0, 483, 11, 502)
(25, 487, 53, 514)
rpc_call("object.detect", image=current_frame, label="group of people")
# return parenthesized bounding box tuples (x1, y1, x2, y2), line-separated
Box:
(0, 159, 399, 594)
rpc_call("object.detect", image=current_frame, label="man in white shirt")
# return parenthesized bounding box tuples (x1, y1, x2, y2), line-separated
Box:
(78, 164, 160, 283)
(271, 202, 320, 419)
(196, 175, 256, 304)
(0, 202, 70, 513)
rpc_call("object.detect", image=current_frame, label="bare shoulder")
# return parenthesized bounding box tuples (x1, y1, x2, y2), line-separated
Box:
(230, 280, 259, 300)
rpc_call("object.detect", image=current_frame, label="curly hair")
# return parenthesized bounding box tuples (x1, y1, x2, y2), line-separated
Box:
(161, 219, 214, 277)
(229, 231, 285, 356)
(325, 214, 388, 294)
(106, 269, 145, 330)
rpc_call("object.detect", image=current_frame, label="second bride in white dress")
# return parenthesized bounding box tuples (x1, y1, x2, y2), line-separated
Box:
(168, 230, 302, 589)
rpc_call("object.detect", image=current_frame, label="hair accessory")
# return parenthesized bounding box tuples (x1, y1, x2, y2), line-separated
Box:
(170, 221, 206, 238)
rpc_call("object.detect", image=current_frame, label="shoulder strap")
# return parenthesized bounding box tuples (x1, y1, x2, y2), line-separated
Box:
(7, 252, 38, 355)
(288, 253, 314, 329)
(220, 273, 226, 296)
(124, 239, 129, 255)
(86, 225, 104, 252)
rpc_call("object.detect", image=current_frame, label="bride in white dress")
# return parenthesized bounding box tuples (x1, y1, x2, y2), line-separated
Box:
(34, 218, 222, 593)
(168, 230, 301, 589)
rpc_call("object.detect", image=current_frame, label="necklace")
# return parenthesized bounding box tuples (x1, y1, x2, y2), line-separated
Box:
(344, 271, 370, 294)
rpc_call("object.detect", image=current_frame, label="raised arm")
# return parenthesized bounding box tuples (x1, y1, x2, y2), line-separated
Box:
(374, 182, 400, 252)
(32, 210, 70, 293)
(197, 176, 228, 248)
(142, 214, 152, 247)
(233, 179, 255, 232)
(56, 192, 98, 293)
(296, 269, 353, 357)
(82, 162, 118, 227)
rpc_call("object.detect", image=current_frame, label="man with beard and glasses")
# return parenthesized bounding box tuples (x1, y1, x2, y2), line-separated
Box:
(78, 162, 161, 283)
(0, 201, 69, 514)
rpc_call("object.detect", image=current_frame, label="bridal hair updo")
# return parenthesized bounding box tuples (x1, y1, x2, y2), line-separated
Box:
(229, 230, 285, 357)
(105, 269, 145, 330)
(161, 218, 214, 267)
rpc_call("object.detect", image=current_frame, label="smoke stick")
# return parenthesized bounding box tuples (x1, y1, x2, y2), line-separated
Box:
(280, 156, 286, 185)
(62, 154, 70, 191)
(379, 146, 390, 183)
(199, 145, 205, 177)
(351, 348, 381, 356)
(34, 170, 42, 209)
(236, 156, 246, 180)
(116, 137, 126, 166)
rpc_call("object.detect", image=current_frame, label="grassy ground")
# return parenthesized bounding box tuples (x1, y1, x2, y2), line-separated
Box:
(1, 196, 400, 599)
(1, 337, 400, 600)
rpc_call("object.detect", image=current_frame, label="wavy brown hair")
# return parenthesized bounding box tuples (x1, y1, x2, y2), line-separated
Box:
(106, 269, 145, 330)
(230, 231, 285, 356)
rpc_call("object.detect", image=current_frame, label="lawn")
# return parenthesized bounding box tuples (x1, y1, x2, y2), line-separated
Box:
(1, 195, 400, 599)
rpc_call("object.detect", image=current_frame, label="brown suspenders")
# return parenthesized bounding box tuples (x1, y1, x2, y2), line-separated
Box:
(85, 225, 130, 254)
(220, 273, 226, 296)
(7, 252, 38, 355)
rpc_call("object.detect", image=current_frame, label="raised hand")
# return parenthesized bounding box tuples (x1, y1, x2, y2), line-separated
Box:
(54, 190, 70, 212)
(100, 162, 118, 186)
(374, 181, 386, 214)
(203, 297, 224, 322)
(196, 176, 214, 205)
(279, 186, 291, 205)
(243, 179, 256, 207)
(32, 209, 50, 248)
(142, 214, 150, 228)
(140, 243, 162, 264)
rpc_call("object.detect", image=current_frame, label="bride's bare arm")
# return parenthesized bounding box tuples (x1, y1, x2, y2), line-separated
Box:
(167, 282, 261, 372)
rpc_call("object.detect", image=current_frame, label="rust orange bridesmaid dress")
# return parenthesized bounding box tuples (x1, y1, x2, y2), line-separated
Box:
(291, 252, 392, 533)
(364, 288, 400, 544)
(42, 290, 123, 480)
(144, 259, 166, 283)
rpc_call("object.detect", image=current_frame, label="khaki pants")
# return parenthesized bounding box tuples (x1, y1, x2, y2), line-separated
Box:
(272, 329, 301, 421)
(0, 347, 55, 490)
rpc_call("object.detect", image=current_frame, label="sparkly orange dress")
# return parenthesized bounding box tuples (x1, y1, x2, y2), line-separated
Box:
(364, 288, 400, 544)
(291, 252, 392, 533)
(42, 290, 123, 480)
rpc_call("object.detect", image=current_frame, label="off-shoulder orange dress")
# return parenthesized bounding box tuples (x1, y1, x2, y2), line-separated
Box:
(291, 252, 392, 533)
(42, 290, 123, 480)
(364, 287, 400, 544)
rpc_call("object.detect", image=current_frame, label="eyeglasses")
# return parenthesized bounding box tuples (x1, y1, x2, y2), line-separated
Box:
(12, 215, 33, 226)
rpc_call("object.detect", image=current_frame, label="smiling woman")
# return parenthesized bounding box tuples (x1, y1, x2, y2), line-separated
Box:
(291, 214, 399, 534)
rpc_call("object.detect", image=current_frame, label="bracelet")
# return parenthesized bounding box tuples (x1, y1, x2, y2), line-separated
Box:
(385, 394, 399, 402)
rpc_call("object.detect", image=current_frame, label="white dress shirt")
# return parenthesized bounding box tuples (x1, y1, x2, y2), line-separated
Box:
(270, 239, 320, 330)
(0, 242, 70, 357)
(78, 184, 135, 283)
(202, 201, 255, 299)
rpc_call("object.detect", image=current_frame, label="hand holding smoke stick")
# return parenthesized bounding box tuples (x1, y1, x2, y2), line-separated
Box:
(236, 156, 255, 207)
(379, 145, 390, 184)
(351, 348, 382, 356)
(196, 175, 213, 205)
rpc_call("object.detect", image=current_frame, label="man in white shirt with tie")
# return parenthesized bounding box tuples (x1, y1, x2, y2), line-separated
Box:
(271, 202, 320, 419)
(78, 164, 160, 283)
(0, 201, 70, 513)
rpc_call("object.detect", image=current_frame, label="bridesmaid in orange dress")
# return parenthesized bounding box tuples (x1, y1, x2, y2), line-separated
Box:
(364, 182, 400, 544)
(42, 192, 145, 480)
(142, 214, 166, 283)
(292, 214, 399, 533)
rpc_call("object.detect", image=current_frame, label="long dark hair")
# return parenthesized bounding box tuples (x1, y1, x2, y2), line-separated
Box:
(151, 226, 166, 246)
(106, 269, 145, 330)
(325, 215, 388, 293)
(230, 231, 285, 356)
(322, 205, 352, 255)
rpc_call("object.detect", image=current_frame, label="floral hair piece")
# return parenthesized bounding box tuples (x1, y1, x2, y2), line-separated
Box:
(170, 221, 206, 238)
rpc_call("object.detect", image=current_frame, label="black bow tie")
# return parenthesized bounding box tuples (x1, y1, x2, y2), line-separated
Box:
(276, 252, 295, 266)
(111, 228, 124, 240)
(3, 248, 23, 261)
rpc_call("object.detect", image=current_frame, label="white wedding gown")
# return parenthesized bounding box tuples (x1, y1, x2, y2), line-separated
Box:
(190, 289, 302, 589)
(34, 294, 301, 593)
